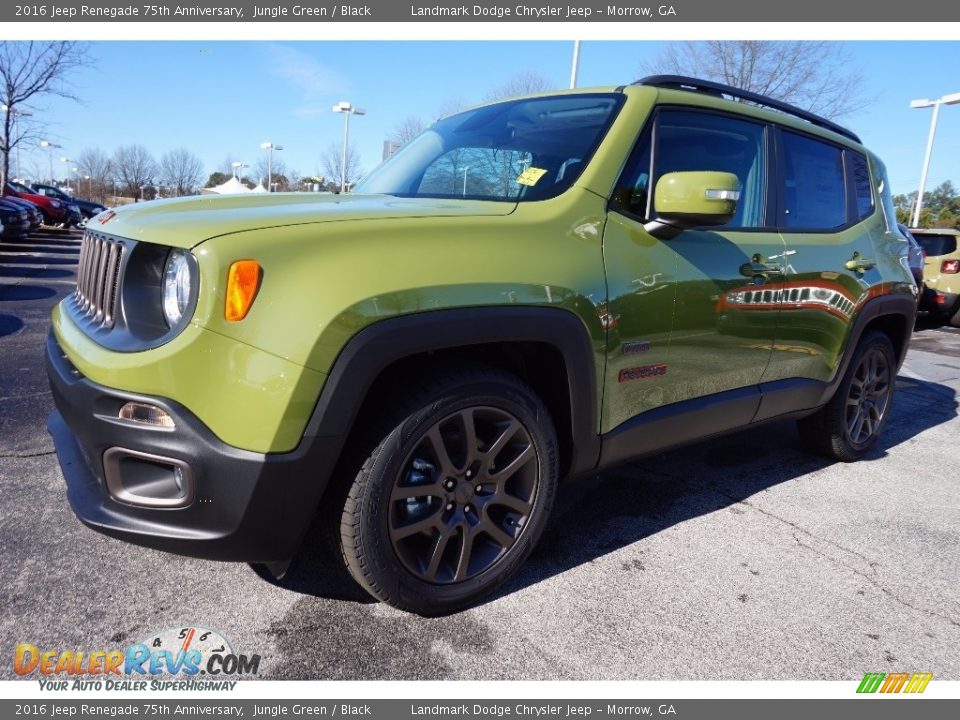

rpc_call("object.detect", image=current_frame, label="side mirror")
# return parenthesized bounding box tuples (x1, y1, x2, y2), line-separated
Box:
(646, 171, 740, 240)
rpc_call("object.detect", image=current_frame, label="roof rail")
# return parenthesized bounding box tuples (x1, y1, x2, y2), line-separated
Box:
(635, 75, 861, 144)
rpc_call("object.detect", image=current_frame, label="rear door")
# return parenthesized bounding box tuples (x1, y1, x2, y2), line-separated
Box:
(601, 107, 786, 432)
(759, 130, 879, 391)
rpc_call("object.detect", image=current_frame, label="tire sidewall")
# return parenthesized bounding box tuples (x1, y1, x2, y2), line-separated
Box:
(838, 331, 896, 455)
(356, 376, 558, 613)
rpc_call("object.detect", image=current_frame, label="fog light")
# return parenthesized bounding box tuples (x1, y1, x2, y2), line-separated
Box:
(118, 402, 175, 429)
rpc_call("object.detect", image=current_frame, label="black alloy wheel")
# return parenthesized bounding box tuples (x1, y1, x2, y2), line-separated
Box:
(388, 406, 539, 585)
(339, 367, 558, 615)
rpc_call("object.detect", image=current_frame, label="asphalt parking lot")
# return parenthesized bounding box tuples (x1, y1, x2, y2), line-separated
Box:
(1, 229, 958, 681)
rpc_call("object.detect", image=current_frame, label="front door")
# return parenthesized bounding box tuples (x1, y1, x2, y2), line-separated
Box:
(602, 107, 785, 433)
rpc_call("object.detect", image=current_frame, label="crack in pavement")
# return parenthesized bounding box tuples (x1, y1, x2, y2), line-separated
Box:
(677, 474, 960, 631)
(790, 532, 960, 630)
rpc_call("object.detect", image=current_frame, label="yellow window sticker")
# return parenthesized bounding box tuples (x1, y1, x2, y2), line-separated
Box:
(517, 167, 548, 186)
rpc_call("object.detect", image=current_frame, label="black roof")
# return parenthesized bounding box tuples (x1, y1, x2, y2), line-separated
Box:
(635, 75, 861, 144)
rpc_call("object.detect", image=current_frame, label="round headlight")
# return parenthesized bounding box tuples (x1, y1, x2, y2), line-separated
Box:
(162, 249, 193, 327)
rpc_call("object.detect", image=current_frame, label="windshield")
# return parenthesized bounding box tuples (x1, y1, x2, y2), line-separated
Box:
(9, 181, 34, 194)
(357, 93, 623, 202)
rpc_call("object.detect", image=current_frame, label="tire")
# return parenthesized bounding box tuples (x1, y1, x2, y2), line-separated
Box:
(797, 331, 896, 462)
(948, 308, 960, 329)
(338, 366, 559, 615)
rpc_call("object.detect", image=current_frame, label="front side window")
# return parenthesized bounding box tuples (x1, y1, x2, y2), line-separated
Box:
(781, 131, 846, 230)
(357, 94, 623, 202)
(615, 109, 767, 228)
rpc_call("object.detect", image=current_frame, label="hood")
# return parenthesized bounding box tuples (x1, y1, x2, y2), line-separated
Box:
(89, 193, 517, 249)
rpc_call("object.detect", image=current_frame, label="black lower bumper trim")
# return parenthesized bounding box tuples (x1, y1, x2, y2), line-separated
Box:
(46, 331, 343, 563)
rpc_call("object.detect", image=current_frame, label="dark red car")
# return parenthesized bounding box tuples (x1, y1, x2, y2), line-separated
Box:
(4, 180, 68, 225)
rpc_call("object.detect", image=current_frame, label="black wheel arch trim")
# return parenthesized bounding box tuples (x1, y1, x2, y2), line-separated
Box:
(303, 306, 602, 478)
(827, 293, 915, 393)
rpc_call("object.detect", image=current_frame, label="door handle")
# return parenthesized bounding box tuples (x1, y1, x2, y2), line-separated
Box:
(845, 252, 876, 273)
(739, 261, 784, 278)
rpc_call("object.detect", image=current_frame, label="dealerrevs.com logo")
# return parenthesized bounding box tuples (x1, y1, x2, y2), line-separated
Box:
(14, 626, 261, 691)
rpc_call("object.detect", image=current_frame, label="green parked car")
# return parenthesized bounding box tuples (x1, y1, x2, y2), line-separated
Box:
(47, 76, 916, 614)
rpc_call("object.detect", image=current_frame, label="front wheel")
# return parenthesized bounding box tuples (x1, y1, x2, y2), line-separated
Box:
(339, 367, 558, 615)
(798, 331, 896, 462)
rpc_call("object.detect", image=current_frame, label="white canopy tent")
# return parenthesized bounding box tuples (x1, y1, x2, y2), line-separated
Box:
(200, 176, 252, 195)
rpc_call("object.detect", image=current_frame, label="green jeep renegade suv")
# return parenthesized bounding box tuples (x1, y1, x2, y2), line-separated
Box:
(47, 76, 916, 614)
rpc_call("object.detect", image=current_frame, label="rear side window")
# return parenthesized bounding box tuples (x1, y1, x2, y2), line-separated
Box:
(781, 131, 846, 230)
(915, 233, 958, 257)
(849, 152, 874, 220)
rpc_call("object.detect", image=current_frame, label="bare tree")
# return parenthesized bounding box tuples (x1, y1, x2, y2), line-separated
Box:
(287, 168, 303, 191)
(159, 147, 203, 197)
(113, 144, 156, 199)
(219, 154, 243, 176)
(390, 116, 426, 147)
(642, 41, 869, 119)
(485, 71, 553, 101)
(0, 41, 91, 187)
(434, 98, 467, 122)
(321, 142, 362, 191)
(76, 146, 113, 202)
(253, 155, 288, 191)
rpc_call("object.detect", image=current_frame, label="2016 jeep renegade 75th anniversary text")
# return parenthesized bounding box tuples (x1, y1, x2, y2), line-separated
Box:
(47, 77, 916, 614)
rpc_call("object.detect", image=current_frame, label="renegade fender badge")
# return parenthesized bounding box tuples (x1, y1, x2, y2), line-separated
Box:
(622, 341, 651, 355)
(619, 363, 668, 382)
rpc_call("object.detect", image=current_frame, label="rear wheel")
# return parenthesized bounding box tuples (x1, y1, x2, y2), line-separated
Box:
(798, 331, 896, 462)
(949, 307, 960, 329)
(339, 367, 558, 615)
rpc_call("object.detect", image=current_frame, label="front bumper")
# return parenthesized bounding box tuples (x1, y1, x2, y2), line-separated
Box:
(45, 332, 342, 563)
(1, 221, 29, 238)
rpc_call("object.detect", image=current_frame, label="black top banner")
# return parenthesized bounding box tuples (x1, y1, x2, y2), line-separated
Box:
(5, 0, 960, 22)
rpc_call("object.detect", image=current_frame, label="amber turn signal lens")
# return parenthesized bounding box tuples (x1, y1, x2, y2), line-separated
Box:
(225, 260, 262, 321)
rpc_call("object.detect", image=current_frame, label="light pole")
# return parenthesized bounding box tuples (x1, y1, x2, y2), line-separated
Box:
(231, 161, 248, 180)
(462, 166, 469, 197)
(60, 157, 73, 187)
(260, 142, 283, 192)
(910, 92, 960, 227)
(2, 105, 33, 181)
(40, 140, 62, 184)
(332, 101, 365, 193)
(569, 40, 581, 89)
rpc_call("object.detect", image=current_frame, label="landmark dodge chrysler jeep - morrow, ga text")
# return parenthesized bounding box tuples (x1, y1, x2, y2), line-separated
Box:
(47, 77, 916, 614)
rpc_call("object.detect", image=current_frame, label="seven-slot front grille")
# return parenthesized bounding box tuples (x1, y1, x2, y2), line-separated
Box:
(75, 232, 123, 329)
